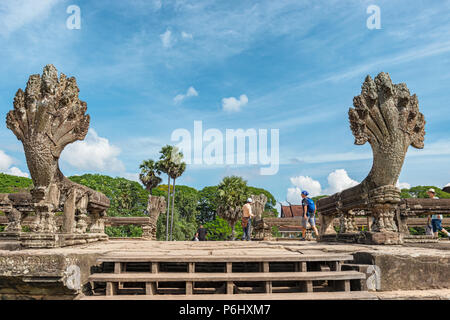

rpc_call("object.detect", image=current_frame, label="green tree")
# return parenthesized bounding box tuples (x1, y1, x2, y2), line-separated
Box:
(216, 176, 249, 240)
(400, 186, 450, 199)
(158, 145, 175, 241)
(197, 186, 219, 223)
(247, 186, 277, 214)
(203, 216, 243, 240)
(168, 147, 186, 241)
(139, 159, 162, 194)
(68, 174, 148, 216)
(0, 173, 33, 193)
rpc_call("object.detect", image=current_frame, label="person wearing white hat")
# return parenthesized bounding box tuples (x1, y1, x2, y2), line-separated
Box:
(241, 198, 255, 241)
(427, 188, 450, 239)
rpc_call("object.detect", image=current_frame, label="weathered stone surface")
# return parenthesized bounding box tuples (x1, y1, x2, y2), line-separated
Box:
(352, 251, 450, 291)
(0, 250, 102, 299)
(250, 194, 272, 239)
(0, 240, 449, 299)
(375, 289, 450, 300)
(3, 65, 110, 247)
(144, 195, 166, 240)
(357, 231, 404, 245)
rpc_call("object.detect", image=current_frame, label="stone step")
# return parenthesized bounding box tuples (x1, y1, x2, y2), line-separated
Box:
(89, 271, 365, 282)
(96, 253, 354, 263)
(80, 291, 377, 300)
(403, 235, 439, 243)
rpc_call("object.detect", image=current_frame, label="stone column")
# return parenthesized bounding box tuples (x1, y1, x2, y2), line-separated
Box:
(319, 214, 337, 236)
(365, 185, 403, 244)
(339, 210, 357, 233)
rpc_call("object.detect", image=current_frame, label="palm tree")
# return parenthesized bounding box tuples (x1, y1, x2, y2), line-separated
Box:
(158, 145, 175, 241)
(216, 176, 249, 240)
(168, 148, 186, 241)
(139, 159, 162, 194)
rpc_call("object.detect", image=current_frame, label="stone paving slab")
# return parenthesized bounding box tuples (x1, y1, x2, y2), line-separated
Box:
(1, 239, 450, 299)
(2, 239, 450, 258)
(376, 289, 450, 300)
(80, 291, 378, 300)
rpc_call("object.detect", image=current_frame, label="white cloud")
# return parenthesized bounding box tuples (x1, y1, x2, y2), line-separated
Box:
(286, 187, 303, 204)
(286, 169, 360, 201)
(446, 183, 450, 187)
(294, 151, 372, 164)
(61, 129, 125, 172)
(0, 150, 29, 177)
(274, 202, 281, 216)
(289, 175, 322, 197)
(160, 29, 173, 48)
(122, 172, 140, 183)
(174, 86, 198, 104)
(222, 94, 248, 112)
(324, 40, 450, 83)
(0, 0, 59, 37)
(0, 150, 14, 171)
(396, 181, 411, 190)
(407, 139, 450, 157)
(7, 167, 29, 178)
(324, 169, 359, 195)
(181, 31, 193, 39)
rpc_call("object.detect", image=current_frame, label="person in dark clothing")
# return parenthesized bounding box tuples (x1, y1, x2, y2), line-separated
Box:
(196, 225, 207, 241)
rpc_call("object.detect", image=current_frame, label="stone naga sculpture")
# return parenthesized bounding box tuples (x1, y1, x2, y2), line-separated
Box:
(5, 65, 110, 234)
(143, 195, 166, 240)
(250, 194, 271, 239)
(250, 194, 268, 220)
(318, 73, 425, 237)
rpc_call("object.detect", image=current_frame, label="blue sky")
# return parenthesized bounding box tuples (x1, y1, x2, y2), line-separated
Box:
(0, 0, 449, 207)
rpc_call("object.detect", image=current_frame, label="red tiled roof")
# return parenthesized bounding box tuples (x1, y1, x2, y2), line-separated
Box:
(281, 205, 303, 217)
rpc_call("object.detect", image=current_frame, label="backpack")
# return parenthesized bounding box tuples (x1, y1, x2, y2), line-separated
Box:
(306, 198, 315, 214)
(241, 216, 249, 228)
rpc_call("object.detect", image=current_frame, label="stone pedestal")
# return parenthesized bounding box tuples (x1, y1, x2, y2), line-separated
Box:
(357, 231, 404, 245)
(319, 214, 337, 236)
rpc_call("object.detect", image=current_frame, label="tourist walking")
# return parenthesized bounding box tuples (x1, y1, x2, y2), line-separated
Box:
(195, 225, 207, 241)
(427, 188, 450, 239)
(242, 198, 255, 241)
(300, 191, 319, 240)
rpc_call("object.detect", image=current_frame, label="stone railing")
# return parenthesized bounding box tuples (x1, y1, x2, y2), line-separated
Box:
(318, 198, 450, 243)
(267, 216, 450, 229)
(0, 215, 153, 239)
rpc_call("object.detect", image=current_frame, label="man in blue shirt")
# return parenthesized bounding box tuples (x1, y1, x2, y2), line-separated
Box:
(426, 188, 450, 239)
(300, 191, 319, 240)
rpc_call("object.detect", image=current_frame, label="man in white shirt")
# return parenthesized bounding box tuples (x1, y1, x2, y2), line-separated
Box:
(242, 198, 255, 241)
(427, 188, 450, 239)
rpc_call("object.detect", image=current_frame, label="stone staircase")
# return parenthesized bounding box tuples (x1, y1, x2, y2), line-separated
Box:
(403, 235, 439, 243)
(83, 252, 375, 300)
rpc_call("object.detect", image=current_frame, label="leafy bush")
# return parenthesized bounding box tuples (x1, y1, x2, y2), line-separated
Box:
(409, 227, 425, 235)
(204, 216, 244, 241)
(69, 174, 149, 216)
(271, 226, 281, 238)
(0, 173, 33, 193)
(400, 186, 450, 199)
(105, 225, 143, 238)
